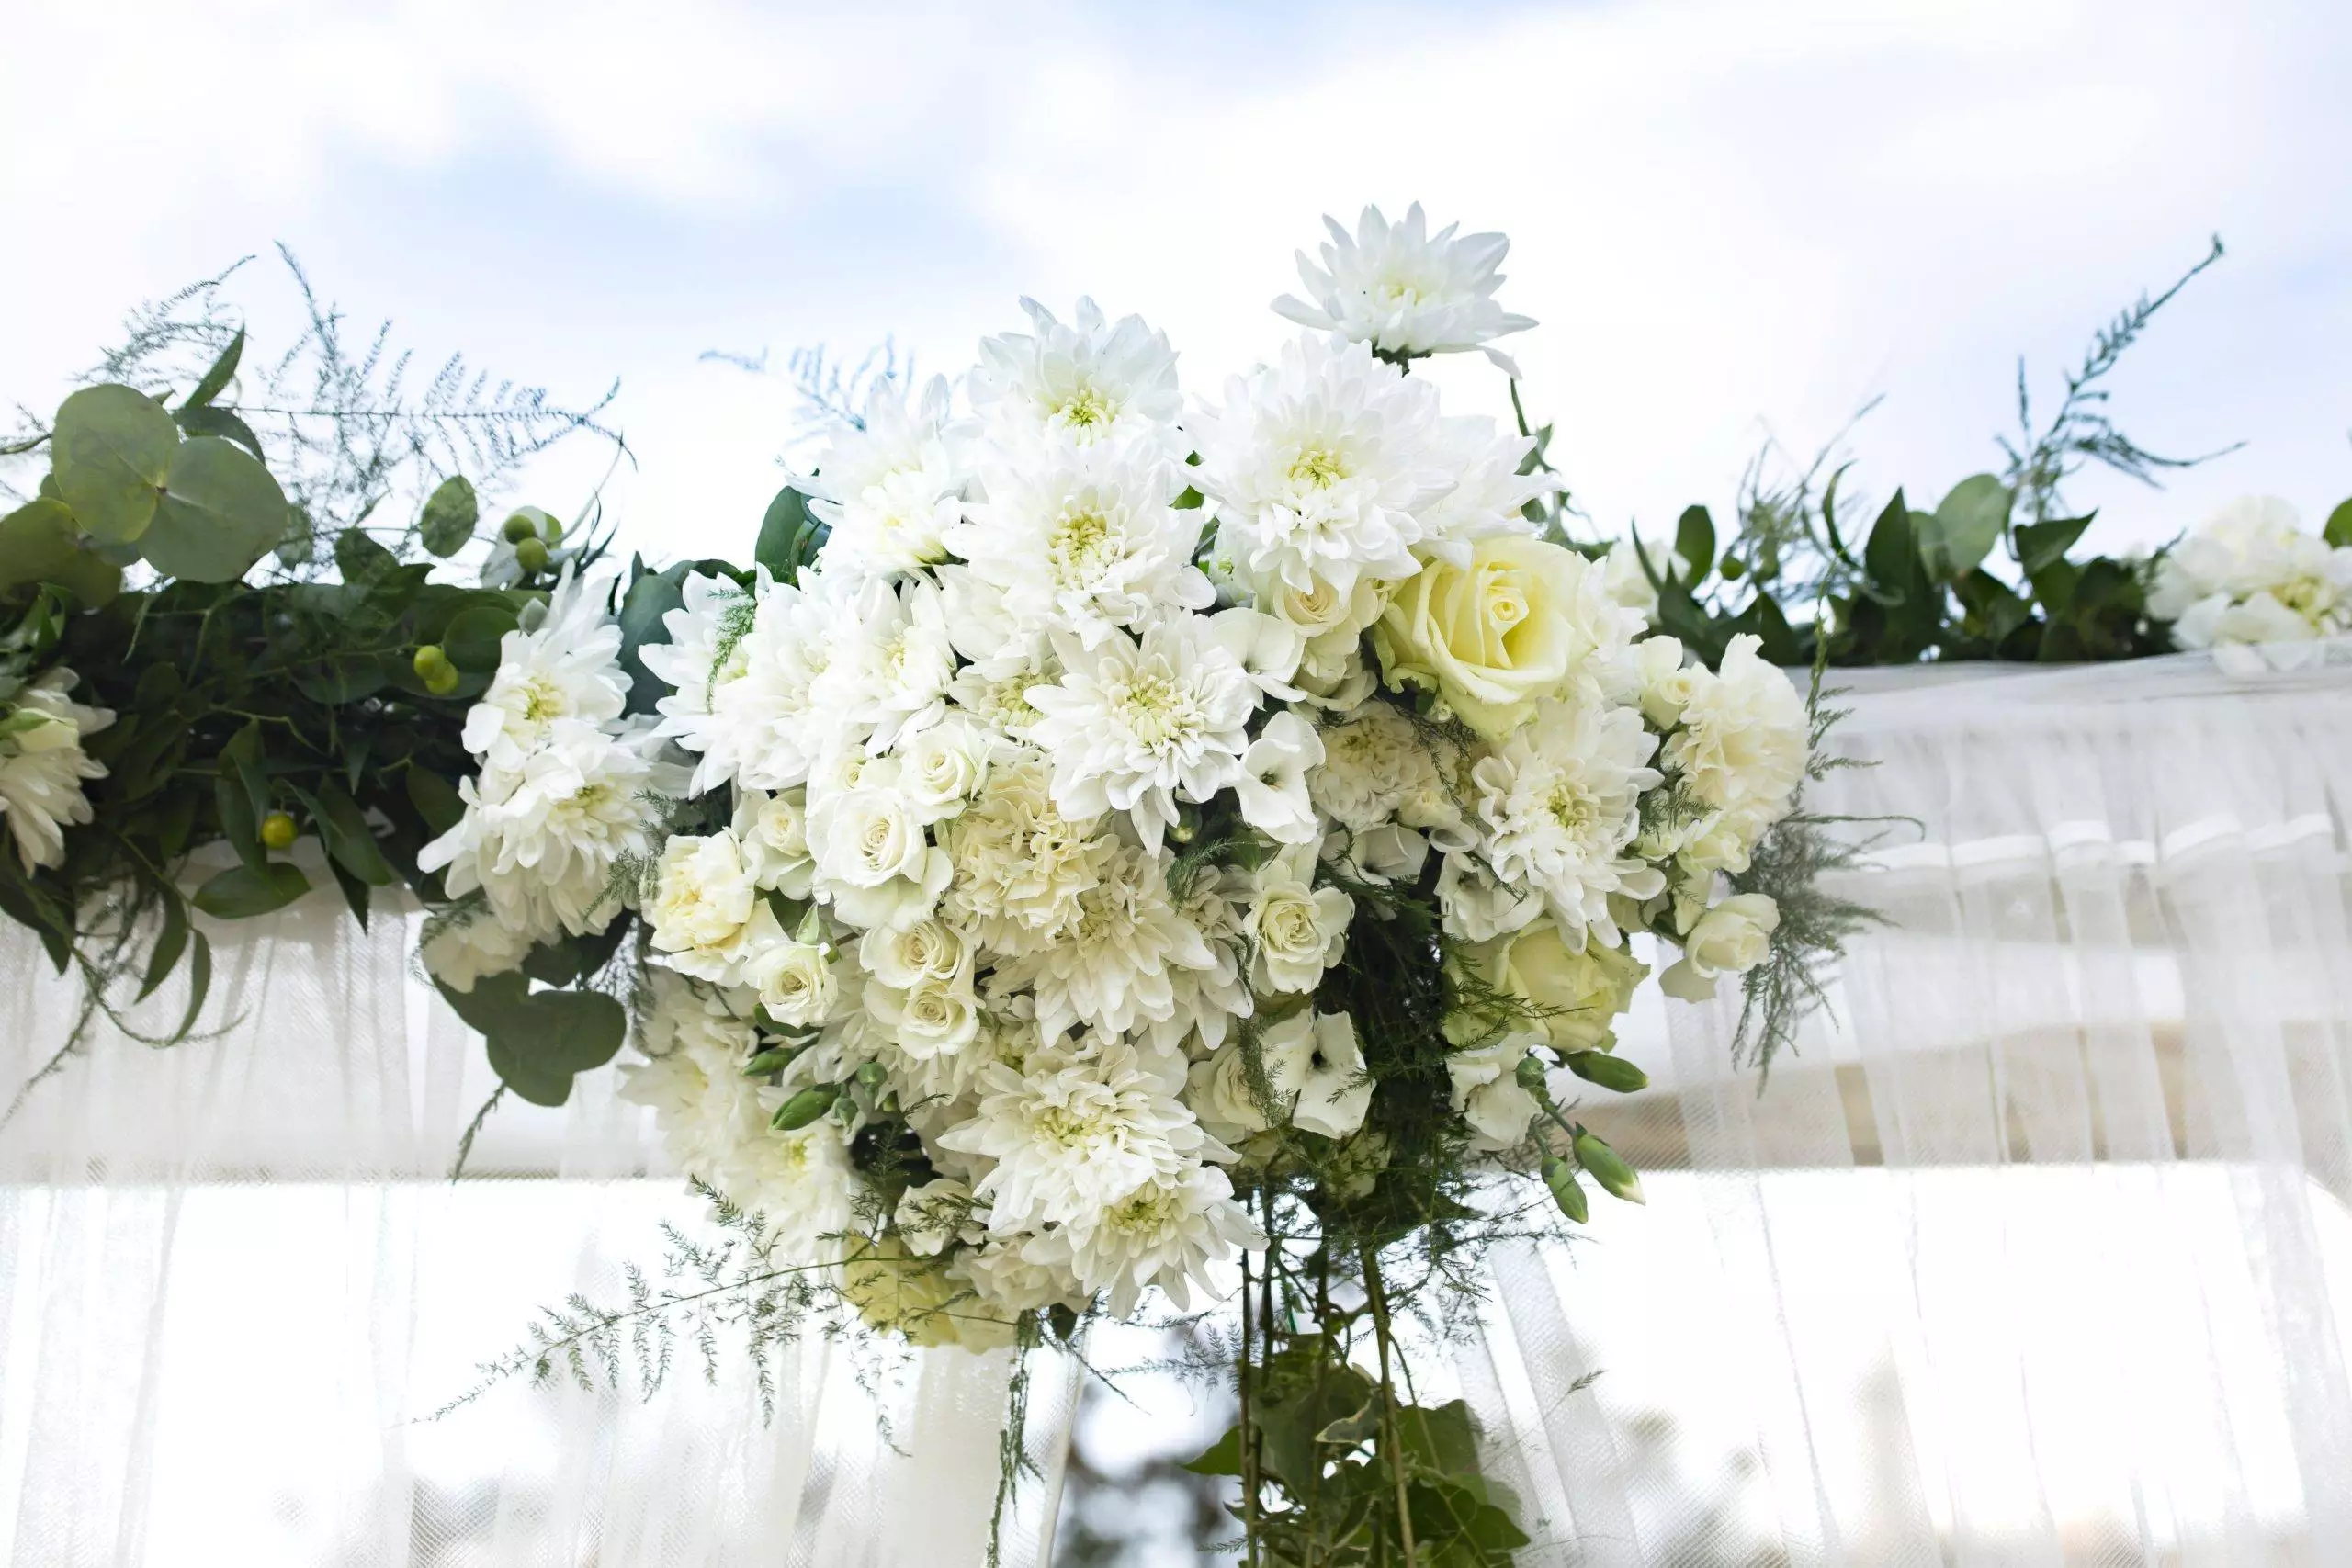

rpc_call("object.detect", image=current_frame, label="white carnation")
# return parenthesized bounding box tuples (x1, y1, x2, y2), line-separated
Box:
(1663, 634, 1808, 848)
(937, 752, 1112, 953)
(646, 829, 771, 985)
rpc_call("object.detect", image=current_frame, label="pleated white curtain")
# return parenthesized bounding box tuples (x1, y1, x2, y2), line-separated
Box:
(1461, 648, 2352, 1565)
(0, 852, 1077, 1568)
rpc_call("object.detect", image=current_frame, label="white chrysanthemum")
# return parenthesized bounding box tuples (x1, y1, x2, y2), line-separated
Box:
(0, 668, 111, 873)
(1415, 414, 1554, 565)
(1663, 634, 1808, 846)
(1473, 695, 1664, 947)
(1272, 202, 1536, 370)
(1027, 1162, 1261, 1316)
(947, 442, 1213, 647)
(937, 1032, 1227, 1233)
(937, 751, 1112, 953)
(461, 569, 628, 772)
(969, 297, 1183, 454)
(421, 716, 673, 939)
(1243, 841, 1351, 996)
(803, 375, 965, 581)
(1027, 612, 1261, 853)
(950, 1236, 1088, 1314)
(2149, 496, 2352, 655)
(987, 838, 1216, 1042)
(641, 571, 757, 797)
(1189, 334, 1450, 598)
(809, 572, 957, 754)
(1160, 863, 1253, 1055)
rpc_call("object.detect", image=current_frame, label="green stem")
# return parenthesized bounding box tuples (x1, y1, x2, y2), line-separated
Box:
(1362, 1245, 1419, 1565)
(1239, 1231, 1261, 1568)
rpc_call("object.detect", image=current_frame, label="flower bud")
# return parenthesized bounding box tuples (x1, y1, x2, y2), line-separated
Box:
(1514, 1053, 1550, 1095)
(1566, 1050, 1648, 1095)
(741, 1046, 797, 1078)
(1572, 1129, 1644, 1205)
(854, 1060, 888, 1091)
(769, 1084, 836, 1131)
(259, 811, 298, 851)
(1542, 1155, 1589, 1224)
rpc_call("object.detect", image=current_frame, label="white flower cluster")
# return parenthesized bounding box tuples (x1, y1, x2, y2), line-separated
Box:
(419, 570, 682, 989)
(0, 668, 112, 874)
(432, 205, 1819, 1342)
(2148, 496, 2352, 672)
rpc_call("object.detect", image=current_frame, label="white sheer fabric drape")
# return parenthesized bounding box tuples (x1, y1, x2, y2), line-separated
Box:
(0, 860, 1076, 1567)
(1462, 649, 2352, 1565)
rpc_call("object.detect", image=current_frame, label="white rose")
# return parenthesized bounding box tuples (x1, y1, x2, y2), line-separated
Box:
(1446, 1035, 1540, 1150)
(809, 782, 953, 931)
(1660, 892, 1781, 1002)
(1628, 635, 1702, 730)
(1434, 851, 1543, 942)
(745, 936, 839, 1026)
(859, 917, 972, 991)
(896, 1178, 980, 1257)
(865, 976, 980, 1060)
(898, 717, 994, 824)
(1187, 1043, 1269, 1145)
(733, 787, 815, 897)
(1246, 844, 1352, 994)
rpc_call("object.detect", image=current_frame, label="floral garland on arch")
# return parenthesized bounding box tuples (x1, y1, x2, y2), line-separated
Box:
(419, 207, 1841, 1562)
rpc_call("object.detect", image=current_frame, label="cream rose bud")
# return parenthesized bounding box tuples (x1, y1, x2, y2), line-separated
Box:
(1371, 535, 1594, 739)
(896, 1178, 979, 1257)
(865, 976, 979, 1060)
(860, 917, 972, 991)
(648, 831, 758, 956)
(1188, 1043, 1270, 1142)
(808, 781, 952, 930)
(1245, 843, 1352, 994)
(1446, 1035, 1542, 1149)
(1458, 917, 1646, 1053)
(745, 936, 838, 1026)
(1660, 892, 1781, 1001)
(898, 718, 993, 824)
(733, 788, 815, 897)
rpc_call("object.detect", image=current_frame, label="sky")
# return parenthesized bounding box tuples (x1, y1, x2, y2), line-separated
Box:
(5, 0, 2349, 567)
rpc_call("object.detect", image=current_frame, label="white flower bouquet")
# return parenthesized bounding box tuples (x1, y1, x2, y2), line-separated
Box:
(2147, 495, 2352, 672)
(413, 205, 1833, 1561)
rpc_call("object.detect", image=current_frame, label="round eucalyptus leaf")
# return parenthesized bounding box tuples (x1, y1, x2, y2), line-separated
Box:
(51, 384, 178, 543)
(141, 436, 291, 583)
(0, 498, 122, 606)
(418, 475, 481, 557)
(442, 604, 519, 672)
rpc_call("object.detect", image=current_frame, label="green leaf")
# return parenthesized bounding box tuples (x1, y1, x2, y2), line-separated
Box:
(51, 384, 177, 543)
(180, 328, 244, 412)
(173, 930, 213, 1039)
(753, 484, 823, 581)
(1180, 1427, 1243, 1477)
(0, 497, 120, 605)
(1861, 490, 1918, 596)
(138, 887, 190, 1002)
(191, 861, 311, 919)
(441, 603, 519, 673)
(617, 558, 742, 714)
(405, 766, 466, 837)
(334, 527, 401, 585)
(437, 971, 628, 1107)
(214, 773, 265, 873)
(1917, 474, 2010, 582)
(141, 436, 291, 582)
(175, 402, 266, 460)
(1672, 505, 1715, 588)
(2325, 497, 2352, 549)
(326, 853, 372, 929)
(418, 475, 481, 557)
(2015, 514, 2094, 577)
(309, 781, 398, 886)
(1397, 1400, 1482, 1478)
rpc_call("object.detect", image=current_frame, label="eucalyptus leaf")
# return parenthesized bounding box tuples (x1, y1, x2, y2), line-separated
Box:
(442, 603, 519, 672)
(141, 436, 290, 582)
(0, 497, 119, 605)
(419, 475, 481, 557)
(1917, 474, 2010, 581)
(2326, 497, 2352, 549)
(1672, 504, 1715, 588)
(51, 384, 177, 543)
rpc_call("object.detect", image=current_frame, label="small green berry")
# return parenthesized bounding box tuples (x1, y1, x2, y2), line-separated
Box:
(413, 644, 453, 682)
(503, 513, 538, 543)
(260, 811, 298, 851)
(514, 536, 550, 574)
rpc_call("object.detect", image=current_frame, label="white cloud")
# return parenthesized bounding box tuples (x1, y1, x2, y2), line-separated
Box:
(4, 0, 2346, 568)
